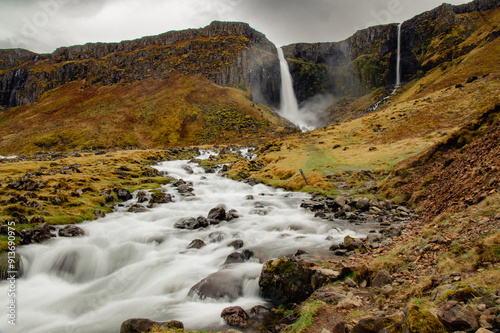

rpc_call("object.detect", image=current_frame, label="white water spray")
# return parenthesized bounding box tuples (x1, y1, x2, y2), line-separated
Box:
(0, 153, 368, 333)
(277, 47, 315, 131)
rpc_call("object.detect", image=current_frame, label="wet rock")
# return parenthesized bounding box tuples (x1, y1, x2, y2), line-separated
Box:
(228, 239, 244, 249)
(209, 231, 227, 243)
(187, 239, 206, 249)
(245, 178, 259, 186)
(221, 306, 251, 328)
(380, 305, 446, 333)
(259, 258, 315, 304)
(300, 200, 326, 211)
(136, 191, 148, 203)
(59, 225, 85, 237)
(342, 235, 364, 252)
(226, 209, 240, 221)
(224, 250, 254, 265)
(208, 204, 226, 223)
(33, 223, 56, 243)
(177, 184, 194, 195)
(120, 318, 183, 333)
(189, 270, 245, 300)
(181, 164, 194, 174)
(372, 270, 392, 287)
(149, 191, 172, 205)
(94, 209, 106, 218)
(250, 305, 271, 318)
(437, 301, 479, 332)
(128, 204, 148, 213)
(174, 216, 209, 230)
(114, 188, 132, 201)
(246, 195, 254, 200)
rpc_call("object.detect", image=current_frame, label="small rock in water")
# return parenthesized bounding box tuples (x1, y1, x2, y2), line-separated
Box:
(187, 239, 206, 249)
(208, 204, 226, 222)
(221, 306, 251, 328)
(228, 239, 244, 249)
(59, 225, 85, 237)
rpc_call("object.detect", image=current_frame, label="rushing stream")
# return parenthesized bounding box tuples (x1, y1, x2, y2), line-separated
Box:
(0, 151, 367, 333)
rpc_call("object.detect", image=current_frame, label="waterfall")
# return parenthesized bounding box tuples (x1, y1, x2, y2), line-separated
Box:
(277, 48, 314, 131)
(396, 23, 402, 88)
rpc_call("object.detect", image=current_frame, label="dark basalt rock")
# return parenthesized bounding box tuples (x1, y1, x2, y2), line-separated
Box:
(114, 188, 133, 201)
(174, 216, 209, 230)
(258, 258, 315, 304)
(187, 239, 206, 249)
(58, 225, 85, 237)
(189, 270, 245, 301)
(120, 318, 183, 333)
(221, 306, 251, 328)
(208, 204, 226, 222)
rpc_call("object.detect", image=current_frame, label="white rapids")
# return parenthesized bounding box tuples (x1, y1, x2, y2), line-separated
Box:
(0, 152, 366, 333)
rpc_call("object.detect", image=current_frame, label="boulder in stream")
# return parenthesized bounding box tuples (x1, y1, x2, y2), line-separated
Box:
(58, 225, 85, 237)
(120, 318, 183, 333)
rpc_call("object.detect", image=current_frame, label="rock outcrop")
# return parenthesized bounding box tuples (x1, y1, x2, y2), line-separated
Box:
(0, 21, 280, 109)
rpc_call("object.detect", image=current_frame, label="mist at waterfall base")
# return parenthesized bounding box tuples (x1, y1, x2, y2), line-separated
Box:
(277, 47, 334, 131)
(0, 151, 368, 333)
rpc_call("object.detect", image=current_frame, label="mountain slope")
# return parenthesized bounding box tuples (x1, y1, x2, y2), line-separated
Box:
(0, 22, 296, 153)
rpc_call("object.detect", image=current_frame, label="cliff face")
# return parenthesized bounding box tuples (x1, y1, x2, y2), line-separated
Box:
(282, 0, 500, 123)
(283, 24, 398, 103)
(0, 21, 281, 109)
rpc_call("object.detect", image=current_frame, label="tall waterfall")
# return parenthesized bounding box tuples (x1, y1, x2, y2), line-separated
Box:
(277, 47, 314, 131)
(396, 23, 402, 87)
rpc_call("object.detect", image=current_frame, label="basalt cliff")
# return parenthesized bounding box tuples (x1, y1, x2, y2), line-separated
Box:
(283, 0, 500, 124)
(0, 21, 292, 153)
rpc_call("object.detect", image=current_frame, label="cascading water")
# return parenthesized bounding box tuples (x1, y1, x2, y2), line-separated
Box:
(277, 48, 315, 131)
(0, 151, 368, 333)
(396, 23, 402, 88)
(363, 23, 403, 114)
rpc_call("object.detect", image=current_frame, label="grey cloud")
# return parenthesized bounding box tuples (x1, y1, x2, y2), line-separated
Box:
(0, 0, 473, 53)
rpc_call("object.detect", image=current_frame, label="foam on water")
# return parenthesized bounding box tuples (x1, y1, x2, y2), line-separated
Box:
(0, 154, 366, 332)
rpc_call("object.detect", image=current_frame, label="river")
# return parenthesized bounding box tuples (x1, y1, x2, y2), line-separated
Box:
(0, 151, 367, 333)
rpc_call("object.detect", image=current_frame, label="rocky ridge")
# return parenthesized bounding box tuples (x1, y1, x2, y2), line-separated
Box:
(0, 21, 281, 109)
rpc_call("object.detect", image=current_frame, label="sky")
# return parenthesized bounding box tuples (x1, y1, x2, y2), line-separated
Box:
(0, 0, 472, 54)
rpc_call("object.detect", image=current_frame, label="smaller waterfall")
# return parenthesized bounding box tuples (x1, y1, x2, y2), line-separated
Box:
(396, 23, 402, 88)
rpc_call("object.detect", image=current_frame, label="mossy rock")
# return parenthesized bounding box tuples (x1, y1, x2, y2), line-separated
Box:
(380, 305, 447, 333)
(438, 282, 482, 303)
(258, 258, 315, 304)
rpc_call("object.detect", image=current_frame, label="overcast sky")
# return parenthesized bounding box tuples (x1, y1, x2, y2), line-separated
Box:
(0, 0, 472, 54)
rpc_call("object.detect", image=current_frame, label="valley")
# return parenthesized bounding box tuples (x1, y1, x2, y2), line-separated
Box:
(0, 0, 499, 332)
